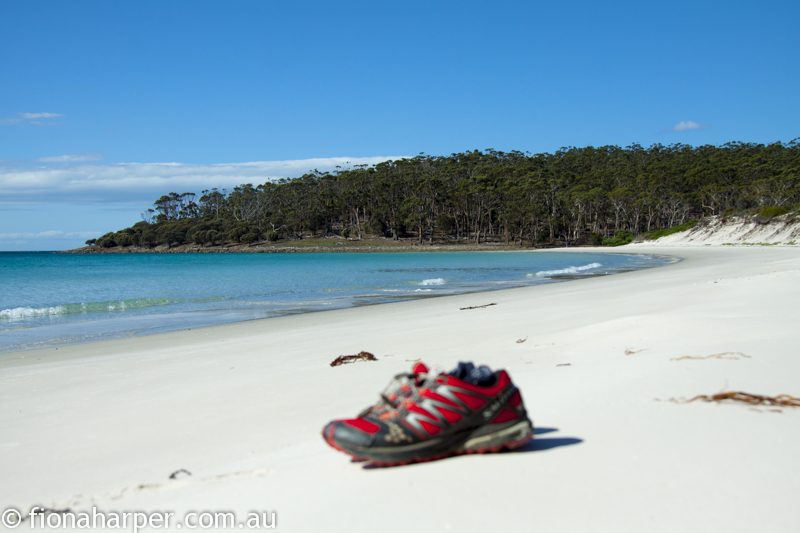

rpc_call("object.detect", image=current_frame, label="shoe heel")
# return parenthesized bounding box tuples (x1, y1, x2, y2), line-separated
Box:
(461, 419, 533, 453)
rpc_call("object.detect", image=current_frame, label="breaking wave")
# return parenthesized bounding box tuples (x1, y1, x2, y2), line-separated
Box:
(529, 262, 603, 277)
(0, 298, 175, 321)
(419, 278, 446, 286)
(0, 306, 66, 320)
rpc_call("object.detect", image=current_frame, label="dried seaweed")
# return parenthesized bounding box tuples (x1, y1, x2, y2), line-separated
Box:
(516, 337, 528, 344)
(459, 302, 497, 310)
(330, 351, 378, 367)
(677, 391, 800, 407)
(624, 348, 644, 356)
(671, 351, 751, 361)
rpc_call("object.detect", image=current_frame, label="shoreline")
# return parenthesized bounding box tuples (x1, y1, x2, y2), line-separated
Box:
(2, 245, 799, 532)
(64, 239, 530, 254)
(0, 249, 674, 359)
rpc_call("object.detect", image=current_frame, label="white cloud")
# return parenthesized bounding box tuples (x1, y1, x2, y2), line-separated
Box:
(20, 112, 63, 120)
(0, 155, 406, 202)
(38, 154, 103, 163)
(0, 230, 100, 240)
(0, 112, 63, 125)
(673, 120, 702, 132)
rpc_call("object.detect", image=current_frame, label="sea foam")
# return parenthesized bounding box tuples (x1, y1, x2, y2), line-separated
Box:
(529, 262, 602, 277)
(419, 278, 446, 286)
(0, 306, 66, 321)
(0, 298, 174, 321)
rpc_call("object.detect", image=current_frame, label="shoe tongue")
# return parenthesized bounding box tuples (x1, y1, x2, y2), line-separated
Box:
(449, 361, 496, 387)
(412, 362, 429, 374)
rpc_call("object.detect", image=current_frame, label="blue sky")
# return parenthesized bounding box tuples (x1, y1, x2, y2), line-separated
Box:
(1, 0, 798, 250)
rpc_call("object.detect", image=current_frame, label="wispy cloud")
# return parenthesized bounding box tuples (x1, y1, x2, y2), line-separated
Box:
(0, 155, 406, 202)
(0, 112, 63, 125)
(673, 120, 702, 132)
(38, 154, 103, 163)
(0, 230, 100, 241)
(20, 112, 63, 120)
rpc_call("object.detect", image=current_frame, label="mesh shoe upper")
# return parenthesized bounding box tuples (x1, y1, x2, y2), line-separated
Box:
(358, 361, 430, 417)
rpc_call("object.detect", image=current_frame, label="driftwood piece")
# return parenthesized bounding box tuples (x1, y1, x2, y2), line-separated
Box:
(330, 351, 378, 367)
(169, 468, 192, 480)
(459, 302, 497, 311)
(675, 391, 800, 407)
(20, 508, 72, 524)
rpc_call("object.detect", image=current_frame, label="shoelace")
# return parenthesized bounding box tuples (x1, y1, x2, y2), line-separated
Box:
(382, 372, 443, 419)
(378, 371, 448, 419)
(362, 370, 431, 418)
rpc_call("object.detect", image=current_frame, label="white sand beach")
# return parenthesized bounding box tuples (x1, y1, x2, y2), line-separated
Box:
(1, 246, 799, 532)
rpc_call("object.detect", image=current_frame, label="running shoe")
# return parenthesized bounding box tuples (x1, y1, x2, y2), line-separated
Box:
(322, 362, 533, 466)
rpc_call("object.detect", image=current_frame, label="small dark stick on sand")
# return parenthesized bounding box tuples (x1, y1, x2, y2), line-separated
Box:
(459, 302, 497, 311)
(330, 351, 378, 367)
(169, 469, 192, 480)
(20, 508, 72, 523)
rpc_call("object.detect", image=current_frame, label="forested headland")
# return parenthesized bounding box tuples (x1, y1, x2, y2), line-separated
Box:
(85, 141, 799, 251)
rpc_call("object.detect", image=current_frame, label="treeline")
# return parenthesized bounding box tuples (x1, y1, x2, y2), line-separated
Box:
(88, 141, 800, 249)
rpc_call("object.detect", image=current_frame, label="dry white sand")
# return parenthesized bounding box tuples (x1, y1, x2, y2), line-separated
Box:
(1, 246, 799, 532)
(631, 214, 800, 246)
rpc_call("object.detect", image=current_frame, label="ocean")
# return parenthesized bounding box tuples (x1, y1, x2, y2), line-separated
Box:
(0, 251, 672, 352)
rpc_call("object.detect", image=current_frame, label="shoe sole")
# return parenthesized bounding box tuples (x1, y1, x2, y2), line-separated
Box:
(325, 419, 534, 467)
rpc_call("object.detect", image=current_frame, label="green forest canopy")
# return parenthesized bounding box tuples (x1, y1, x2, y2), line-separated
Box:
(88, 141, 800, 249)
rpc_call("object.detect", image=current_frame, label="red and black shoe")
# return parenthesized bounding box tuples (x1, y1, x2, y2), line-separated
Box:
(322, 362, 533, 466)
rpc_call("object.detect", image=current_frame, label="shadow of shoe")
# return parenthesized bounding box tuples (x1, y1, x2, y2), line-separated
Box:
(514, 436, 583, 452)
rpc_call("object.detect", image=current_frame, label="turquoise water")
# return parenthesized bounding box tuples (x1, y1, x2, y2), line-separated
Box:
(0, 251, 671, 352)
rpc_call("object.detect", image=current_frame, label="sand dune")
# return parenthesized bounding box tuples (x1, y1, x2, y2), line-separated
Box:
(633, 214, 800, 246)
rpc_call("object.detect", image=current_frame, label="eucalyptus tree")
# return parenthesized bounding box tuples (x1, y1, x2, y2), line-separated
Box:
(88, 141, 800, 250)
